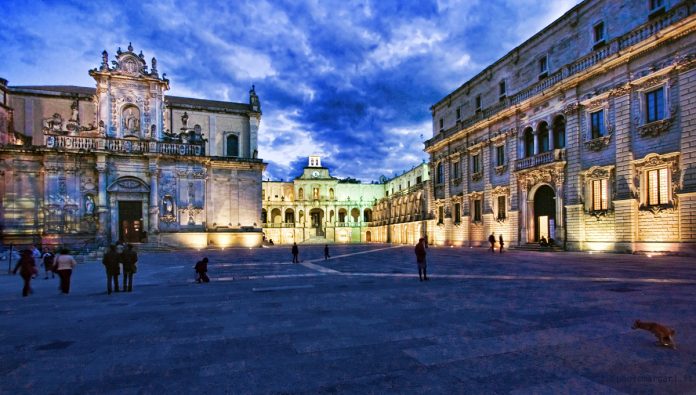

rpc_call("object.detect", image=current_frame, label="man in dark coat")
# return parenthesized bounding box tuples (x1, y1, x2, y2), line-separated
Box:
(415, 238, 428, 281)
(291, 242, 299, 263)
(488, 233, 496, 253)
(102, 245, 121, 294)
(324, 244, 330, 260)
(195, 257, 210, 283)
(122, 244, 137, 292)
(13, 250, 37, 297)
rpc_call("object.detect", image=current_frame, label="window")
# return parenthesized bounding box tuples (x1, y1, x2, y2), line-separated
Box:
(454, 203, 461, 224)
(539, 56, 548, 79)
(499, 80, 506, 101)
(647, 168, 669, 206)
(456, 107, 461, 120)
(226, 134, 239, 157)
(524, 127, 534, 157)
(590, 110, 605, 139)
(329, 188, 334, 200)
(298, 188, 304, 200)
(473, 199, 482, 222)
(416, 176, 422, 184)
(472, 154, 480, 174)
(593, 22, 605, 46)
(438, 206, 444, 224)
(475, 95, 482, 112)
(436, 163, 444, 184)
(591, 179, 608, 211)
(439, 118, 444, 130)
(497, 195, 506, 220)
(452, 161, 460, 179)
(538, 122, 549, 153)
(646, 87, 664, 123)
(649, 0, 665, 13)
(496, 145, 505, 167)
(313, 187, 319, 200)
(407, 181, 411, 188)
(553, 116, 566, 149)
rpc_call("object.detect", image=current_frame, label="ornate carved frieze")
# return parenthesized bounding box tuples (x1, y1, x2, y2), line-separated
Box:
(517, 163, 566, 189)
(467, 190, 483, 200)
(637, 118, 672, 138)
(583, 165, 614, 180)
(495, 165, 507, 176)
(584, 134, 612, 152)
(562, 102, 580, 115)
(471, 171, 483, 182)
(608, 83, 631, 98)
(633, 75, 667, 91)
(491, 185, 510, 196)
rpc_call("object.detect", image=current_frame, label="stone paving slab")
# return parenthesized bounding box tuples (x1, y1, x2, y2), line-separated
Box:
(0, 244, 695, 394)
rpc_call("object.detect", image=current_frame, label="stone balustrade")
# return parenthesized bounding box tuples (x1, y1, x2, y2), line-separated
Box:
(44, 135, 205, 156)
(515, 149, 564, 171)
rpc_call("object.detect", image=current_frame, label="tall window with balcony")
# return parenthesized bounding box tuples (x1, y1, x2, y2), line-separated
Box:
(590, 110, 605, 139)
(647, 168, 669, 206)
(226, 134, 239, 157)
(538, 122, 549, 153)
(553, 115, 566, 149)
(649, 0, 665, 15)
(499, 80, 506, 102)
(645, 87, 664, 123)
(439, 117, 444, 132)
(538, 55, 548, 80)
(456, 107, 461, 121)
(524, 127, 534, 157)
(591, 179, 608, 211)
(452, 161, 460, 180)
(472, 154, 481, 176)
(496, 145, 505, 167)
(593, 21, 605, 49)
(475, 95, 482, 113)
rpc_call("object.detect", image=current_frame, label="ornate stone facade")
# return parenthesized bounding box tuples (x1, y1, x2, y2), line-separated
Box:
(424, 0, 696, 253)
(0, 44, 265, 248)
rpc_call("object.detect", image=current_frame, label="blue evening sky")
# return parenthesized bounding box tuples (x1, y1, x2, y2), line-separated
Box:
(0, 0, 580, 182)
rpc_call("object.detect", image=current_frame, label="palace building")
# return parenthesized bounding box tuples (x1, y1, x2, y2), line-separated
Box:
(424, 0, 696, 253)
(0, 44, 265, 248)
(262, 156, 429, 244)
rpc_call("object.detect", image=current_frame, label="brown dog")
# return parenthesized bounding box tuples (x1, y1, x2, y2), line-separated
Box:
(632, 320, 676, 349)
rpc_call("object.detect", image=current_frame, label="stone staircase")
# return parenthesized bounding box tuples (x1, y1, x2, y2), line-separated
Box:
(511, 243, 564, 252)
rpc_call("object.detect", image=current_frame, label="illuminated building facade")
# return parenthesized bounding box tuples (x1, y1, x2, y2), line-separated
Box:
(425, 0, 696, 253)
(0, 44, 265, 248)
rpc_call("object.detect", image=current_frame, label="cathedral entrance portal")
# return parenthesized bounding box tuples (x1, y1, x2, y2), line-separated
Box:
(532, 185, 556, 242)
(119, 201, 142, 242)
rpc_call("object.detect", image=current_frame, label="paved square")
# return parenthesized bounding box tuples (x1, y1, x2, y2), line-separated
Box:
(1, 245, 695, 394)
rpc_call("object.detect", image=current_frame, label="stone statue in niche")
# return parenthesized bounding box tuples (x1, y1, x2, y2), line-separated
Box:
(181, 112, 189, 129)
(69, 101, 79, 122)
(123, 107, 140, 133)
(85, 195, 95, 216)
(162, 196, 174, 215)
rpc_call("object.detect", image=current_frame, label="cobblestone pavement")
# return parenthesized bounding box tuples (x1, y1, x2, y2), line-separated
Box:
(1, 244, 695, 394)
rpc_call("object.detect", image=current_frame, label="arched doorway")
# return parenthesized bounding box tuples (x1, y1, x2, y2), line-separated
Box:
(107, 176, 150, 243)
(533, 185, 556, 241)
(366, 230, 372, 242)
(309, 208, 324, 236)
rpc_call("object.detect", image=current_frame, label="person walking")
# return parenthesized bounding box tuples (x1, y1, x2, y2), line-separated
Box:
(415, 238, 428, 281)
(324, 244, 330, 260)
(499, 234, 505, 254)
(102, 245, 120, 295)
(54, 248, 77, 294)
(122, 244, 137, 292)
(13, 250, 37, 297)
(41, 248, 55, 279)
(291, 242, 299, 263)
(30, 245, 41, 279)
(488, 233, 496, 253)
(195, 257, 210, 283)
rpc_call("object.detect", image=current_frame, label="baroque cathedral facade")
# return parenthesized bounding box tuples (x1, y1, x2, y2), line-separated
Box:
(0, 44, 265, 248)
(424, 0, 696, 253)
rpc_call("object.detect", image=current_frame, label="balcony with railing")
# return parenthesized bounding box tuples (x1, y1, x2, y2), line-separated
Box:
(515, 149, 565, 171)
(44, 135, 205, 156)
(425, 2, 692, 150)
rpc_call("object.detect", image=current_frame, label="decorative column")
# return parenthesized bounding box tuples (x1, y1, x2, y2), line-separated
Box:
(519, 178, 528, 245)
(148, 160, 159, 235)
(96, 156, 108, 238)
(555, 173, 565, 243)
(533, 129, 540, 155)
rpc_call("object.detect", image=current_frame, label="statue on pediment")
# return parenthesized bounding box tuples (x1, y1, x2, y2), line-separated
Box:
(42, 113, 65, 134)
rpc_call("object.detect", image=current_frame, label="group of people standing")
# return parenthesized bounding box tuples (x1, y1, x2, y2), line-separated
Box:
(101, 243, 138, 294)
(12, 245, 77, 296)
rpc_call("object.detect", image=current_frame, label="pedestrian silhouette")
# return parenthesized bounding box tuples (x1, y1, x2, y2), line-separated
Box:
(291, 242, 299, 263)
(488, 233, 496, 253)
(415, 238, 428, 281)
(499, 234, 504, 254)
(195, 257, 210, 283)
(324, 244, 330, 260)
(102, 245, 120, 294)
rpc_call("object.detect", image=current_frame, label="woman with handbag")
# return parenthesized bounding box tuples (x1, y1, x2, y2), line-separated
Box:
(13, 249, 38, 297)
(54, 248, 77, 294)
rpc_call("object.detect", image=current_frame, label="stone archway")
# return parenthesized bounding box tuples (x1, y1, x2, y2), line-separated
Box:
(107, 176, 150, 242)
(532, 184, 556, 242)
(518, 164, 566, 245)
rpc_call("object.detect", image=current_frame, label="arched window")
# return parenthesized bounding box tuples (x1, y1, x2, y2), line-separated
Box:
(363, 208, 372, 222)
(436, 163, 444, 184)
(298, 188, 304, 200)
(329, 188, 335, 200)
(226, 134, 239, 157)
(538, 122, 549, 153)
(524, 127, 534, 158)
(553, 115, 566, 149)
(261, 189, 265, 201)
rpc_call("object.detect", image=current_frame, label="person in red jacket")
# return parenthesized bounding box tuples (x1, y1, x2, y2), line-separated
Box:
(415, 238, 428, 281)
(13, 249, 37, 297)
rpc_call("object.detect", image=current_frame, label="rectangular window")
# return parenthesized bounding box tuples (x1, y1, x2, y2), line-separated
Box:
(591, 179, 608, 211)
(454, 203, 461, 224)
(647, 168, 669, 206)
(496, 146, 505, 167)
(499, 80, 506, 100)
(416, 176, 422, 184)
(593, 22, 605, 44)
(407, 181, 411, 188)
(472, 154, 480, 174)
(438, 206, 444, 224)
(539, 56, 548, 79)
(475, 95, 482, 112)
(452, 161, 460, 179)
(650, 0, 664, 11)
(590, 110, 605, 139)
(439, 118, 444, 130)
(646, 87, 664, 123)
(497, 195, 506, 220)
(473, 199, 482, 222)
(456, 107, 461, 120)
